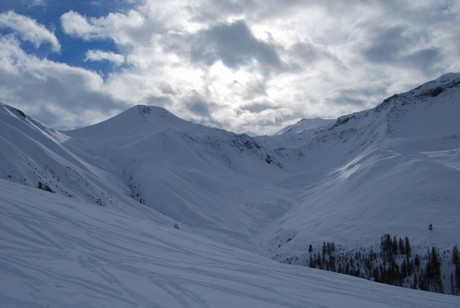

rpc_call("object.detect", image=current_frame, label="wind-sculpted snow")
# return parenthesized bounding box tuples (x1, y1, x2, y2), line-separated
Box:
(1, 180, 459, 307)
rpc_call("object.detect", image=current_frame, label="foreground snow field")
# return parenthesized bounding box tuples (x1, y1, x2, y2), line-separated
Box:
(1, 180, 459, 308)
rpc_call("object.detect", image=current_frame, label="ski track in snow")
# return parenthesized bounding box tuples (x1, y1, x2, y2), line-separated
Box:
(1, 181, 460, 307)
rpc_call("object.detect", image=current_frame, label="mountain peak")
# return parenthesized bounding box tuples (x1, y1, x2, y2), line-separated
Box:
(123, 104, 180, 122)
(408, 72, 460, 98)
(133, 104, 172, 116)
(0, 102, 27, 120)
(438, 72, 460, 81)
(368, 73, 460, 116)
(67, 104, 192, 140)
(276, 117, 334, 136)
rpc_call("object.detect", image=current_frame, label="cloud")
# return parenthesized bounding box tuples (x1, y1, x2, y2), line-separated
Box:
(285, 41, 345, 72)
(0, 11, 60, 52)
(64, 1, 460, 134)
(85, 49, 125, 66)
(29, 0, 46, 8)
(2, 1, 460, 135)
(240, 101, 279, 113)
(361, 24, 445, 76)
(184, 92, 214, 117)
(188, 20, 283, 71)
(0, 36, 125, 129)
(404, 48, 443, 75)
(325, 85, 389, 108)
(60, 10, 147, 47)
(60, 11, 95, 39)
(362, 26, 409, 63)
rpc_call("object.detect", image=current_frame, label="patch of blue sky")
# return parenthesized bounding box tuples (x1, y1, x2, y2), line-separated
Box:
(51, 36, 123, 77)
(0, 0, 134, 77)
(0, 0, 136, 21)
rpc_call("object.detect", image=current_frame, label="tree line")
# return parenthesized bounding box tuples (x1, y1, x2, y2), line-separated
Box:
(279, 234, 459, 295)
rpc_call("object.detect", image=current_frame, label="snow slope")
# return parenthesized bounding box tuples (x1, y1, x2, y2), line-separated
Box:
(1, 179, 458, 307)
(258, 117, 335, 148)
(1, 73, 460, 304)
(276, 118, 335, 136)
(0, 103, 176, 232)
(64, 105, 290, 251)
(266, 73, 460, 258)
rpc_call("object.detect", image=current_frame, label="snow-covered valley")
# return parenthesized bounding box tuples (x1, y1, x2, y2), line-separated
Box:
(3, 179, 459, 307)
(1, 73, 460, 306)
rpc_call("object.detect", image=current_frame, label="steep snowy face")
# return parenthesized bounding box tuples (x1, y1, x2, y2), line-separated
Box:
(284, 73, 460, 171)
(323, 72, 460, 141)
(65, 104, 288, 249)
(0, 103, 82, 189)
(382, 73, 460, 140)
(0, 103, 155, 212)
(267, 73, 460, 260)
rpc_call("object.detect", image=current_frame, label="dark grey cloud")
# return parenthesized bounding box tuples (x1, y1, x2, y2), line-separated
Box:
(240, 101, 278, 113)
(325, 85, 389, 108)
(327, 96, 366, 108)
(290, 42, 323, 63)
(362, 25, 443, 75)
(184, 92, 214, 117)
(158, 83, 176, 96)
(405, 48, 442, 75)
(189, 20, 283, 71)
(240, 79, 268, 100)
(286, 42, 345, 72)
(363, 26, 408, 63)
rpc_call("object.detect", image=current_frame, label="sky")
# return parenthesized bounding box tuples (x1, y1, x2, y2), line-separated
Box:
(0, 0, 459, 135)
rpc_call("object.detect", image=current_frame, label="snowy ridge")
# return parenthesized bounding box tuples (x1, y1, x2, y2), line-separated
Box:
(1, 73, 460, 305)
(257, 118, 334, 149)
(276, 118, 334, 136)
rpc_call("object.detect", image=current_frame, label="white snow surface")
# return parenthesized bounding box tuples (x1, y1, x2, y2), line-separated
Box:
(1, 179, 459, 308)
(1, 73, 460, 306)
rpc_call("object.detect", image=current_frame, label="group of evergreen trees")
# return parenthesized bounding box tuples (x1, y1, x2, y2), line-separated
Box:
(452, 245, 460, 295)
(303, 234, 459, 295)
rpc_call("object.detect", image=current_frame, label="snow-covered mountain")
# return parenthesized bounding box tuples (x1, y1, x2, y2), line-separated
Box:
(276, 118, 334, 136)
(256, 117, 334, 148)
(1, 73, 460, 306)
(263, 74, 460, 293)
(268, 73, 460, 248)
(64, 104, 289, 250)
